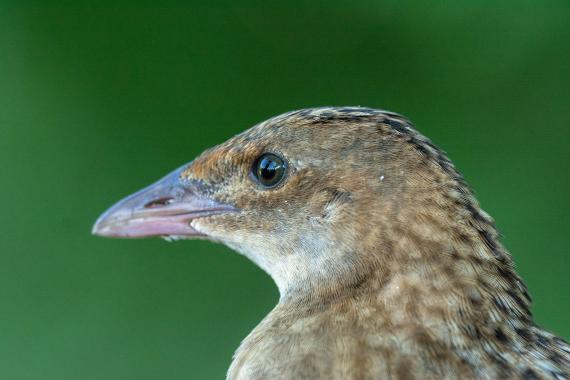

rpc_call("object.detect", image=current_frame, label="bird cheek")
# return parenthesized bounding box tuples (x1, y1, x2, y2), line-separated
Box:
(189, 218, 220, 238)
(190, 214, 243, 241)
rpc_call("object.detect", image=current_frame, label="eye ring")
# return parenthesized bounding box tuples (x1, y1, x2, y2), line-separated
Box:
(251, 153, 287, 189)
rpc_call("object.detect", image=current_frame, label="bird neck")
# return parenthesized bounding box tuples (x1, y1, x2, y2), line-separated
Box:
(278, 188, 534, 338)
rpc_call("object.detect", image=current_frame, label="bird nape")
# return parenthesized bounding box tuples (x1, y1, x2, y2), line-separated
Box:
(93, 107, 569, 380)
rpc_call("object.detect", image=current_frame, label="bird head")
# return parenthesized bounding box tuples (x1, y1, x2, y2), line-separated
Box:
(93, 107, 524, 305)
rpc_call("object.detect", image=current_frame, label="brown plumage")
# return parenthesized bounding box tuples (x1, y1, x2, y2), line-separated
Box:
(93, 107, 570, 380)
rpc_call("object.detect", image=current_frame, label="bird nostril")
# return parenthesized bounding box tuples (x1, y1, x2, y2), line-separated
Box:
(144, 197, 174, 208)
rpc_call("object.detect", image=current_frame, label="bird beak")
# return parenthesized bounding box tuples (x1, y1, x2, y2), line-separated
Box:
(92, 165, 237, 239)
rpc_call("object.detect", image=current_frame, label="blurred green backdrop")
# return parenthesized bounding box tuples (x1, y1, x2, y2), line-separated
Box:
(0, 1, 568, 379)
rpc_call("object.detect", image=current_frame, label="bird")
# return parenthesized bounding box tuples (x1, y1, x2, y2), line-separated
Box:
(93, 107, 569, 380)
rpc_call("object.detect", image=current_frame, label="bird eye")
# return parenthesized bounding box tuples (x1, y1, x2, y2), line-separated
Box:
(252, 153, 287, 188)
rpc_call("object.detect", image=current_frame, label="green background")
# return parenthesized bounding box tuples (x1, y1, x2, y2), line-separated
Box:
(1, 2, 568, 379)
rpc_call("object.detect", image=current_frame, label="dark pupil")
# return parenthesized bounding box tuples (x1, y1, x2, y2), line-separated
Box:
(259, 157, 279, 180)
(259, 157, 281, 181)
(254, 153, 285, 187)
